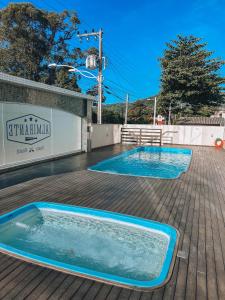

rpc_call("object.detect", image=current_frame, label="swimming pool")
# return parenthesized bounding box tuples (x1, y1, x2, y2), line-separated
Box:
(0, 202, 179, 291)
(89, 146, 192, 179)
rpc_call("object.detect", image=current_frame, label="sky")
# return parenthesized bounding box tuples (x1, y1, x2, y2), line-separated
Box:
(1, 0, 225, 104)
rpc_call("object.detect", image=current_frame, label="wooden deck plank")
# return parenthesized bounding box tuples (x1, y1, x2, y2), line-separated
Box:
(82, 282, 104, 300)
(37, 272, 68, 299)
(0, 145, 224, 300)
(15, 269, 52, 300)
(61, 277, 85, 299)
(47, 276, 76, 300)
(70, 279, 94, 299)
(93, 284, 113, 300)
(23, 270, 60, 299)
(128, 291, 141, 300)
(162, 175, 191, 298)
(174, 149, 200, 300)
(208, 157, 225, 300)
(204, 175, 218, 300)
(2, 266, 43, 300)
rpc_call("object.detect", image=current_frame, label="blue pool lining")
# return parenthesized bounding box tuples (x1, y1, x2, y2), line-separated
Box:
(0, 202, 179, 290)
(88, 146, 193, 179)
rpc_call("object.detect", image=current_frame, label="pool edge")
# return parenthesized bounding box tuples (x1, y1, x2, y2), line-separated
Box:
(0, 202, 180, 292)
(88, 146, 192, 180)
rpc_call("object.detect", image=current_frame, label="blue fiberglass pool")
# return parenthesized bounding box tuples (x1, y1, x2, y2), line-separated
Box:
(0, 202, 179, 291)
(89, 146, 192, 179)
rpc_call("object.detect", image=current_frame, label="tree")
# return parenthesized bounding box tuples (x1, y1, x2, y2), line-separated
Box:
(128, 100, 153, 124)
(86, 84, 106, 103)
(55, 69, 81, 92)
(159, 35, 225, 115)
(92, 108, 123, 124)
(0, 3, 81, 91)
(87, 84, 98, 98)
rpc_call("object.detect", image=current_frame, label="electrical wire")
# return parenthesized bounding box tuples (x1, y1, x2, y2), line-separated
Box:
(50, 0, 144, 96)
(45, 1, 142, 87)
(104, 85, 124, 97)
(104, 84, 126, 97)
(104, 79, 137, 95)
(104, 45, 139, 76)
(105, 90, 124, 102)
(4, 0, 143, 102)
(107, 62, 138, 91)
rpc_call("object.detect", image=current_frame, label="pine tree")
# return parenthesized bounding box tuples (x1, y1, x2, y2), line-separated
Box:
(159, 35, 225, 115)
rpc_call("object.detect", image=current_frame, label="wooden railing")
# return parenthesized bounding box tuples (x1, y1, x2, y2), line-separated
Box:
(121, 127, 162, 146)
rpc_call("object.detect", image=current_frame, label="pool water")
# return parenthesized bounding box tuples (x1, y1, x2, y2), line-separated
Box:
(89, 146, 192, 179)
(0, 203, 179, 290)
(0, 207, 168, 281)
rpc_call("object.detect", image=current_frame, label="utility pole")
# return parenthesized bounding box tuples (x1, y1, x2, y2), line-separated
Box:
(98, 29, 103, 125)
(147, 97, 157, 125)
(153, 97, 157, 125)
(168, 101, 172, 125)
(77, 29, 103, 124)
(124, 93, 129, 125)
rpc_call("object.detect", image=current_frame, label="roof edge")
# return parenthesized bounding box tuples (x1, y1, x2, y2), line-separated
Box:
(0, 72, 95, 102)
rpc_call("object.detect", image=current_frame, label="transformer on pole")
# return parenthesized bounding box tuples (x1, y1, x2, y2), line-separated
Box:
(85, 55, 97, 70)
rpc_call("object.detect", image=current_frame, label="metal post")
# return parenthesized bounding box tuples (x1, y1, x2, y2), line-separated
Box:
(140, 128, 142, 145)
(124, 93, 129, 125)
(168, 101, 172, 125)
(153, 97, 157, 125)
(97, 29, 103, 124)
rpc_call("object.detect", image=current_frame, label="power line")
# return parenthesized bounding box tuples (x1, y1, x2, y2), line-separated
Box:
(108, 61, 139, 91)
(51, 1, 144, 96)
(104, 84, 123, 96)
(105, 90, 124, 102)
(103, 83, 139, 104)
(41, 1, 143, 99)
(6, 0, 144, 103)
(104, 85, 126, 98)
(104, 78, 139, 96)
(104, 83, 140, 101)
(80, 15, 140, 76)
(103, 44, 138, 75)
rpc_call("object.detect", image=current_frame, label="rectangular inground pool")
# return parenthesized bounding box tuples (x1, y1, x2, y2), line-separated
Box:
(89, 146, 192, 179)
(0, 202, 179, 291)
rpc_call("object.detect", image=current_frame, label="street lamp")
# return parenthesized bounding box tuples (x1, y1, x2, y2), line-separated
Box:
(48, 63, 98, 80)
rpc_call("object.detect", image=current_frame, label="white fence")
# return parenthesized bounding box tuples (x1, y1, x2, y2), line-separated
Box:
(124, 124, 225, 146)
(91, 124, 225, 148)
(91, 124, 122, 149)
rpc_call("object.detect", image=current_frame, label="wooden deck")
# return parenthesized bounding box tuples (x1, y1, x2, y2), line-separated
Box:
(0, 145, 225, 300)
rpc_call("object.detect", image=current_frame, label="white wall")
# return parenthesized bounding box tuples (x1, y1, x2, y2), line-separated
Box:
(91, 124, 122, 149)
(124, 124, 225, 146)
(52, 109, 82, 156)
(0, 102, 82, 170)
(0, 103, 4, 166)
(90, 124, 225, 149)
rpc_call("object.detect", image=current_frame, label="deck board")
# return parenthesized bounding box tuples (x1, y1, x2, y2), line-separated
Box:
(0, 144, 225, 300)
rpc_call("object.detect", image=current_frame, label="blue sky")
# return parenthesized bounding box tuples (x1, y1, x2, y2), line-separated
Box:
(1, 0, 225, 103)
